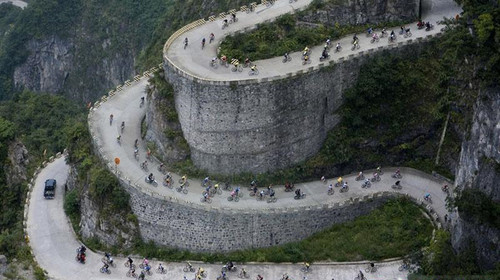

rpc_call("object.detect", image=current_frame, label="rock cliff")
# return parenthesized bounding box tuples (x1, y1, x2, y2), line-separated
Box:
(452, 87, 500, 270)
(5, 141, 29, 186)
(299, 0, 418, 26)
(13, 35, 134, 102)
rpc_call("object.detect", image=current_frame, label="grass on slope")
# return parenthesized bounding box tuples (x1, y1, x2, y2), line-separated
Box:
(91, 198, 433, 262)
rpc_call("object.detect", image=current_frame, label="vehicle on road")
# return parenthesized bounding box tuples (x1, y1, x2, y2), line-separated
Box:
(44, 179, 56, 199)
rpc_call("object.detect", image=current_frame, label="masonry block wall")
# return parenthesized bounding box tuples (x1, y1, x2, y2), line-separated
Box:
(160, 41, 430, 175)
(122, 180, 395, 252)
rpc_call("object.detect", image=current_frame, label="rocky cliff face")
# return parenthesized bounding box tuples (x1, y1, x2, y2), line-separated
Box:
(145, 73, 189, 165)
(13, 35, 134, 102)
(5, 141, 29, 186)
(452, 87, 500, 270)
(299, 0, 418, 26)
(66, 166, 138, 248)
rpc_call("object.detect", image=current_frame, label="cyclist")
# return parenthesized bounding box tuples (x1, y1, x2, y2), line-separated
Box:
(257, 275, 264, 280)
(158, 263, 165, 273)
(303, 46, 310, 56)
(395, 180, 401, 187)
(138, 271, 145, 280)
(109, 114, 114, 125)
(104, 252, 113, 264)
(209, 33, 215, 43)
(147, 173, 154, 182)
(203, 176, 210, 185)
(326, 38, 331, 47)
(223, 19, 229, 27)
(424, 193, 431, 201)
(121, 121, 125, 131)
(304, 262, 310, 271)
(364, 178, 371, 187)
(328, 184, 333, 193)
(203, 191, 209, 201)
(181, 175, 187, 184)
(358, 270, 364, 280)
(337, 176, 343, 185)
(442, 184, 449, 192)
(372, 32, 379, 41)
(102, 262, 110, 272)
(127, 256, 133, 267)
(117, 135, 121, 143)
(141, 160, 148, 169)
(390, 30, 396, 41)
(405, 27, 411, 36)
(144, 263, 151, 273)
(227, 261, 234, 270)
(233, 59, 240, 69)
(358, 171, 364, 178)
(321, 175, 326, 182)
(235, 186, 241, 194)
(134, 138, 139, 148)
(231, 13, 236, 22)
(352, 34, 358, 44)
(295, 188, 301, 198)
(202, 38, 206, 48)
(184, 37, 189, 47)
(221, 55, 228, 65)
(283, 52, 289, 61)
(341, 181, 348, 191)
(321, 48, 329, 59)
(400, 26, 405, 34)
(241, 268, 247, 277)
(303, 55, 309, 63)
(140, 96, 145, 105)
(250, 180, 257, 187)
(244, 57, 251, 67)
(269, 188, 276, 198)
(259, 190, 265, 199)
(250, 65, 258, 73)
(367, 27, 373, 35)
(381, 28, 387, 36)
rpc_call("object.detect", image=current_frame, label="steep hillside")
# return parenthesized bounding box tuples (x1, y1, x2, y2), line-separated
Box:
(0, 0, 248, 102)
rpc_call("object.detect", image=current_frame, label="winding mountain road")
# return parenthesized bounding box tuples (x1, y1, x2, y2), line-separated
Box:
(164, 0, 461, 81)
(0, 0, 27, 9)
(26, 0, 462, 279)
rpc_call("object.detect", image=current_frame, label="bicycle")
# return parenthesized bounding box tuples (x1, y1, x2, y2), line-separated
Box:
(249, 69, 259, 76)
(370, 36, 380, 43)
(232, 64, 243, 72)
(227, 195, 240, 202)
(124, 260, 136, 269)
(365, 264, 377, 273)
(266, 0, 275, 7)
(267, 196, 277, 203)
(200, 196, 212, 203)
(327, 189, 335, 195)
(351, 42, 360, 51)
(339, 185, 349, 193)
(178, 178, 190, 187)
(239, 270, 250, 278)
(300, 263, 311, 273)
(126, 269, 137, 277)
(101, 256, 116, 267)
(398, 261, 415, 272)
(282, 55, 292, 63)
(177, 185, 189, 194)
(183, 263, 195, 272)
(210, 59, 219, 69)
(100, 266, 111, 274)
(163, 178, 174, 189)
(156, 267, 167, 274)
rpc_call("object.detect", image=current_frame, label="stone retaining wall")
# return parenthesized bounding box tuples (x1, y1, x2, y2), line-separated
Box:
(162, 37, 438, 174)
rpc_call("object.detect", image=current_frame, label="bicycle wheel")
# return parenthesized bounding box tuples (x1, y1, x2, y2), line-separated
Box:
(217, 188, 222, 195)
(234, 196, 240, 202)
(328, 190, 334, 195)
(139, 264, 144, 269)
(183, 267, 189, 272)
(238, 66, 243, 72)
(227, 196, 233, 201)
(176, 187, 182, 193)
(182, 188, 189, 194)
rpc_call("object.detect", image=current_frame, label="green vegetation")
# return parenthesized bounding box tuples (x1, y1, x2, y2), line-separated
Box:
(219, 13, 406, 61)
(0, 91, 82, 262)
(90, 198, 432, 262)
(453, 188, 500, 229)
